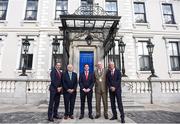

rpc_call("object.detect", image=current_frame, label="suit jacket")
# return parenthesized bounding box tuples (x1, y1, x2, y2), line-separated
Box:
(62, 71, 78, 93)
(79, 72, 94, 92)
(94, 69, 107, 93)
(106, 68, 122, 92)
(49, 68, 62, 92)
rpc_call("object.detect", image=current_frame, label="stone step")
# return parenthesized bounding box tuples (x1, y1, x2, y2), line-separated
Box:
(39, 101, 144, 110)
(58, 98, 134, 103)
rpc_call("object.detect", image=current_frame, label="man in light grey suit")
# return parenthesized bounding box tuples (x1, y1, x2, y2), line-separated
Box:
(94, 61, 108, 119)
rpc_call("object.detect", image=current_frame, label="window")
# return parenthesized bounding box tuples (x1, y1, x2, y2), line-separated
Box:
(51, 54, 63, 69)
(162, 4, 175, 24)
(51, 39, 63, 68)
(19, 39, 34, 70)
(138, 41, 150, 71)
(24, 0, 38, 20)
(55, 0, 68, 20)
(81, 0, 88, 6)
(0, 0, 8, 20)
(81, 0, 94, 15)
(108, 55, 120, 68)
(169, 42, 180, 71)
(0, 38, 3, 71)
(105, 0, 117, 16)
(134, 2, 147, 23)
(81, 0, 93, 6)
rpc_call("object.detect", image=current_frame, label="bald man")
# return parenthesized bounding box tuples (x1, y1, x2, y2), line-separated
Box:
(94, 61, 108, 119)
(106, 61, 125, 123)
(62, 64, 77, 119)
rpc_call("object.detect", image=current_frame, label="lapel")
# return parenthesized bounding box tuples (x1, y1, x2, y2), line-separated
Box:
(88, 72, 90, 80)
(109, 69, 116, 80)
(55, 69, 61, 79)
(113, 69, 116, 79)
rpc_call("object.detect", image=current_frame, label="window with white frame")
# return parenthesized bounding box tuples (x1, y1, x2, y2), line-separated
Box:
(19, 39, 34, 70)
(0, 0, 8, 20)
(134, 2, 147, 23)
(81, 0, 88, 6)
(108, 55, 119, 68)
(138, 41, 150, 71)
(51, 39, 63, 69)
(162, 3, 175, 24)
(0, 38, 2, 71)
(107, 41, 120, 68)
(55, 0, 68, 20)
(81, 0, 93, 5)
(24, 0, 38, 20)
(169, 42, 180, 71)
(105, 0, 117, 16)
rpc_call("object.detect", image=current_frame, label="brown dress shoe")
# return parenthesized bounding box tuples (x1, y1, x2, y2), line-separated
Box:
(64, 116, 68, 120)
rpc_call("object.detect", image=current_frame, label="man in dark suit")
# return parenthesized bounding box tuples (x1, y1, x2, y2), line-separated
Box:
(79, 64, 94, 119)
(62, 64, 77, 119)
(106, 61, 125, 123)
(48, 62, 63, 122)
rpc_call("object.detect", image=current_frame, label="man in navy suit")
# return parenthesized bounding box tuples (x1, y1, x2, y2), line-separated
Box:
(62, 64, 77, 119)
(48, 62, 63, 122)
(79, 64, 94, 119)
(106, 61, 125, 123)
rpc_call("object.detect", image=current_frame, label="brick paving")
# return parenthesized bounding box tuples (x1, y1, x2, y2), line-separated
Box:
(0, 104, 180, 123)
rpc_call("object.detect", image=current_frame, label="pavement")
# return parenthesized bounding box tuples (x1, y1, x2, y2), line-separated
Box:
(0, 103, 180, 123)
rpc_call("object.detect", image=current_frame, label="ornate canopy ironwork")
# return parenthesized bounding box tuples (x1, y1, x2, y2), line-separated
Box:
(58, 4, 121, 70)
(74, 4, 108, 16)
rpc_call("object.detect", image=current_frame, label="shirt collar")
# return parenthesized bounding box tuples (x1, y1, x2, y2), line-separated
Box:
(111, 68, 115, 72)
(68, 71, 72, 74)
(56, 68, 60, 72)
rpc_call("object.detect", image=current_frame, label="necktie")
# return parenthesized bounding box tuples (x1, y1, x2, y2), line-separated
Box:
(111, 70, 114, 76)
(69, 72, 72, 80)
(85, 71, 88, 80)
(57, 70, 61, 78)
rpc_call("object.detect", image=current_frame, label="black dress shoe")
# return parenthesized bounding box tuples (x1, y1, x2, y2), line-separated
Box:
(79, 115, 84, 119)
(89, 115, 94, 119)
(121, 119, 125, 123)
(48, 118, 54, 122)
(53, 115, 62, 119)
(69, 115, 74, 119)
(104, 115, 108, 119)
(110, 116, 117, 120)
(95, 115, 100, 119)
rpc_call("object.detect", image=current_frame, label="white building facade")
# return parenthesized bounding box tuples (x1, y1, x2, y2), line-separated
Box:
(0, 0, 180, 104)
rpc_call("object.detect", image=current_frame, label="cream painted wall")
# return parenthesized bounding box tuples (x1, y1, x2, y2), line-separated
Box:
(0, 0, 180, 79)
